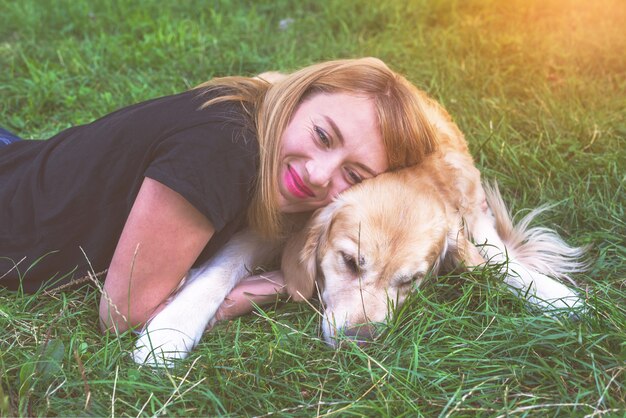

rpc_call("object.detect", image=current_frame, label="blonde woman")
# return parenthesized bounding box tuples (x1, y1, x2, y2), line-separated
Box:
(0, 58, 437, 333)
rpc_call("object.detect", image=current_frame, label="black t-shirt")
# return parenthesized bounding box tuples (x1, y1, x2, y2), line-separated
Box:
(0, 89, 259, 292)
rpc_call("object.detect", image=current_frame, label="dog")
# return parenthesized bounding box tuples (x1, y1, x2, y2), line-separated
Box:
(279, 92, 586, 345)
(132, 81, 586, 367)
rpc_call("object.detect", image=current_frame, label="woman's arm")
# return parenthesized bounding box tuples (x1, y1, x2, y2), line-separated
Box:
(99, 177, 215, 333)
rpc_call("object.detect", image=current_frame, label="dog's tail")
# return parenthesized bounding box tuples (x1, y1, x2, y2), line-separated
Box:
(483, 182, 589, 286)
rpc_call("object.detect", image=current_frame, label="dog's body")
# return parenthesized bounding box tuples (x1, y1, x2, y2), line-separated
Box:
(133, 84, 586, 367)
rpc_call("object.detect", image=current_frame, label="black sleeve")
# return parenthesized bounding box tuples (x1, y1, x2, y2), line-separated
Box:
(144, 121, 258, 232)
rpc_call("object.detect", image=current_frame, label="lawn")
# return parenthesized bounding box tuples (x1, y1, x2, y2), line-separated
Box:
(1, 0, 625, 416)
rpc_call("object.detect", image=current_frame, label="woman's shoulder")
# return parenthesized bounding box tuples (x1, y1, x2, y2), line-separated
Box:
(102, 88, 251, 130)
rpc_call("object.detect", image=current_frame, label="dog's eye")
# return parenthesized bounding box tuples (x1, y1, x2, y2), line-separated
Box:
(340, 251, 361, 274)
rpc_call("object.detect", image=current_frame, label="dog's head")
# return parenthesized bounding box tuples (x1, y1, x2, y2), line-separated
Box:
(282, 169, 483, 346)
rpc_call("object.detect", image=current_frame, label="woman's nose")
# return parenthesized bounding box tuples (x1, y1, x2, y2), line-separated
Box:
(305, 159, 335, 188)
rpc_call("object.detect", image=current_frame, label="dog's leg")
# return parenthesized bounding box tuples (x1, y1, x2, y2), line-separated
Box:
(469, 213, 583, 310)
(463, 184, 586, 313)
(132, 229, 281, 367)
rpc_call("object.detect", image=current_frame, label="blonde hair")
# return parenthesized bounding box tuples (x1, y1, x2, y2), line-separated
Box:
(196, 57, 438, 238)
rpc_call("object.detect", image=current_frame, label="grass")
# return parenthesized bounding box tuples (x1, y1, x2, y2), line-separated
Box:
(1, 0, 625, 415)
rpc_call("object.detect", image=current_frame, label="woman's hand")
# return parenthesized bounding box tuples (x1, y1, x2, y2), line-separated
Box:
(211, 270, 287, 325)
(99, 177, 214, 333)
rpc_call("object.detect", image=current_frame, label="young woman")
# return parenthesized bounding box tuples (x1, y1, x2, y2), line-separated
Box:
(0, 57, 438, 333)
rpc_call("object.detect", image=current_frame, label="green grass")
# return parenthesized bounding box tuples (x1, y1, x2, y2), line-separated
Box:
(1, 0, 625, 416)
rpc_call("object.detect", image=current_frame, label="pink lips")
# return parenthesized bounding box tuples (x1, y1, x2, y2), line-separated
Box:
(285, 165, 314, 199)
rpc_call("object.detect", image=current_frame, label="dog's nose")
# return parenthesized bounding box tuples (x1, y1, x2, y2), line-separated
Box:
(342, 324, 377, 346)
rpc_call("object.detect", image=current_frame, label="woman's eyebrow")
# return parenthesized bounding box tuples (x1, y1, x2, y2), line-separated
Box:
(324, 115, 380, 177)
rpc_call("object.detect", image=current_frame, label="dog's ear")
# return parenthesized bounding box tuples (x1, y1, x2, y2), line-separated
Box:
(281, 201, 338, 301)
(254, 71, 287, 84)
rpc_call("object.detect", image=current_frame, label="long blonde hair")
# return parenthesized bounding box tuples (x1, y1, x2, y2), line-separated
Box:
(196, 57, 438, 238)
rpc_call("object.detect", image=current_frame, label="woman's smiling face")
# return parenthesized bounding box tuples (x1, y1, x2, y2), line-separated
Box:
(277, 92, 388, 213)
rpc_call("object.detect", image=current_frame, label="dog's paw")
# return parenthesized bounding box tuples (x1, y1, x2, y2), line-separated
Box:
(132, 307, 208, 367)
(545, 294, 586, 312)
(530, 287, 589, 319)
(132, 326, 197, 367)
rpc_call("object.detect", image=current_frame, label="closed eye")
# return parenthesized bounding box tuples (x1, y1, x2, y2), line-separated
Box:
(345, 167, 363, 184)
(314, 125, 331, 147)
(340, 251, 361, 275)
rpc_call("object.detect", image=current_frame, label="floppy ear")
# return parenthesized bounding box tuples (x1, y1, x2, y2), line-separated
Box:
(254, 71, 287, 84)
(281, 201, 338, 301)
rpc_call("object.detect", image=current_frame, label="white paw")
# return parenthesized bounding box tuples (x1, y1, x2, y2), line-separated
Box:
(132, 328, 196, 367)
(519, 281, 588, 318)
(503, 266, 588, 317)
(537, 293, 585, 312)
(132, 310, 206, 367)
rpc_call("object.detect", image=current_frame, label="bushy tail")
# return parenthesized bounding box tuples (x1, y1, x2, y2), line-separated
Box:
(483, 182, 589, 286)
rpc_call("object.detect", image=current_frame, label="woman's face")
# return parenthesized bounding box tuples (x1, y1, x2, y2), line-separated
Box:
(277, 92, 388, 213)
